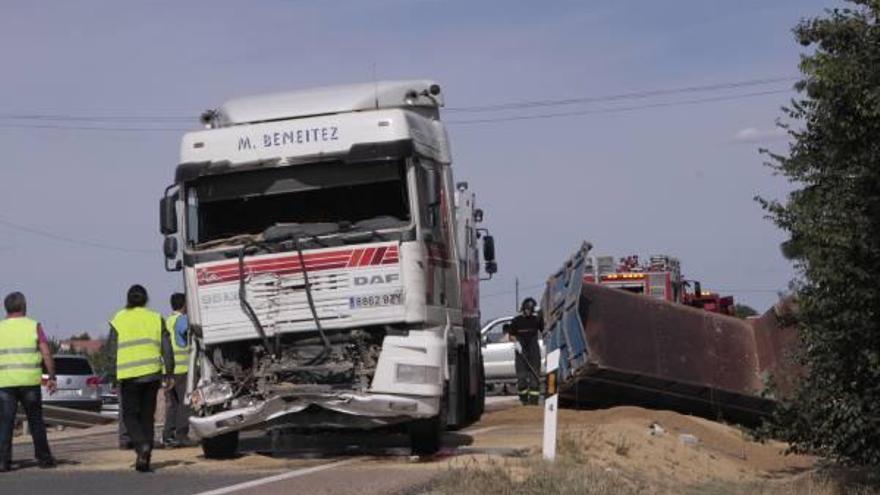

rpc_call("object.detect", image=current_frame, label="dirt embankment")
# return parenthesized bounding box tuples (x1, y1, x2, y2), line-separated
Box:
(554, 405, 812, 485)
(443, 405, 825, 494)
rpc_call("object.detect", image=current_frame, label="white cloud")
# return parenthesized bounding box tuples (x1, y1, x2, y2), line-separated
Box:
(733, 127, 788, 143)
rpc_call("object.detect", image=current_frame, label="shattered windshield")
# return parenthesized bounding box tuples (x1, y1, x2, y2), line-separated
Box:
(187, 159, 411, 246)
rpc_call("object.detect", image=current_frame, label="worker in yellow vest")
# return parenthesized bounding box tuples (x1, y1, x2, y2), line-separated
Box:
(0, 292, 57, 472)
(161, 292, 192, 448)
(108, 285, 174, 472)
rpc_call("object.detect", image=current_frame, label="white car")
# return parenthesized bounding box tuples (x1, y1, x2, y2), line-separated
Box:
(41, 355, 103, 412)
(480, 316, 546, 394)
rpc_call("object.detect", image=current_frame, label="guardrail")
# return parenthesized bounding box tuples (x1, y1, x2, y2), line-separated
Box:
(17, 405, 115, 429)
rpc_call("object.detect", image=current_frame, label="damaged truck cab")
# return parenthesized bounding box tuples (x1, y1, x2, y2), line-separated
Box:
(159, 80, 496, 458)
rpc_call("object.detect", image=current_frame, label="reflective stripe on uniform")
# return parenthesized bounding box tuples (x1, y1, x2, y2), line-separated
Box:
(117, 338, 161, 349)
(0, 363, 43, 370)
(0, 347, 40, 354)
(116, 357, 163, 370)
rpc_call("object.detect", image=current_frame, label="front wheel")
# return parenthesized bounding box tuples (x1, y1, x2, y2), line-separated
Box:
(409, 386, 448, 456)
(201, 431, 239, 459)
(408, 415, 443, 456)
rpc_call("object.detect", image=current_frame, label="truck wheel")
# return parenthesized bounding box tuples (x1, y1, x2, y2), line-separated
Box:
(409, 386, 448, 456)
(201, 431, 239, 459)
(409, 415, 443, 456)
(468, 356, 486, 422)
(450, 347, 470, 429)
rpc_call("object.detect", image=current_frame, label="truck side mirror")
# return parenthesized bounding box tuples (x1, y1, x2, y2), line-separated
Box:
(160, 194, 178, 235)
(485, 260, 498, 275)
(483, 235, 496, 262)
(164, 236, 178, 259)
(164, 237, 182, 271)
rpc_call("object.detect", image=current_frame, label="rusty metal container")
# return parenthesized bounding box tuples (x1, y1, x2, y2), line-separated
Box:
(750, 298, 802, 399)
(543, 243, 778, 425)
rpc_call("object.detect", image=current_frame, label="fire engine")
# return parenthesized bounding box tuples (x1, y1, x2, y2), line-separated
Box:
(584, 254, 734, 315)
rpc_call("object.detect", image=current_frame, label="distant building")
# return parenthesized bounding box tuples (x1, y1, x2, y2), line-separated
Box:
(58, 339, 105, 355)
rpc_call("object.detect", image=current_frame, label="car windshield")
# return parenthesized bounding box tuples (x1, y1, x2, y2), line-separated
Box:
(47, 357, 94, 375)
(187, 159, 411, 246)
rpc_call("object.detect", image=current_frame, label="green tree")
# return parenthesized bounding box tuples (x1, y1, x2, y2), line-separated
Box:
(732, 304, 759, 319)
(757, 1, 880, 466)
(87, 342, 114, 378)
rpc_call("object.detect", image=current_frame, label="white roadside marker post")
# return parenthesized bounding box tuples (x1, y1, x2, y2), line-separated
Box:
(543, 349, 561, 461)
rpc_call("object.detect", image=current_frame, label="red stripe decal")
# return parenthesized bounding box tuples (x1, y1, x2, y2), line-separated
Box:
(196, 244, 400, 286)
(372, 247, 387, 265)
(349, 249, 364, 267)
(359, 248, 376, 267)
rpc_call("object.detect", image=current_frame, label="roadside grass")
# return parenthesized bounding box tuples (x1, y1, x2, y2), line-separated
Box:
(422, 456, 645, 495)
(421, 430, 880, 495)
(687, 477, 880, 495)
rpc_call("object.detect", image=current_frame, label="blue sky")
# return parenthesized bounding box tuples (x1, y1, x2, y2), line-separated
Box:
(0, 0, 836, 335)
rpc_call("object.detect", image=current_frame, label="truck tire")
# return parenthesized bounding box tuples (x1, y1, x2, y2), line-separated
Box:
(201, 431, 239, 459)
(409, 386, 448, 456)
(468, 355, 486, 422)
(449, 347, 470, 430)
(409, 416, 443, 456)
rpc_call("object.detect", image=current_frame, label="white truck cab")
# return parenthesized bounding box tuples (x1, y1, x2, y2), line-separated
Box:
(159, 80, 496, 457)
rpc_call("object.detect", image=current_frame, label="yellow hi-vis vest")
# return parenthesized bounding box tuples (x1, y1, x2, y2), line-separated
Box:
(166, 312, 189, 375)
(112, 307, 163, 380)
(0, 317, 42, 387)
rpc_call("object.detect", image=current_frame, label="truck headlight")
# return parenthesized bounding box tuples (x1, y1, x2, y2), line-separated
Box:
(191, 381, 234, 408)
(396, 364, 440, 384)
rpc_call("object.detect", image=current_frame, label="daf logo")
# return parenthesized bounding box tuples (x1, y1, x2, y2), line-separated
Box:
(354, 274, 400, 286)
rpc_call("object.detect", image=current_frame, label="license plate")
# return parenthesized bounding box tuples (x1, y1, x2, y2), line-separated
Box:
(350, 292, 403, 309)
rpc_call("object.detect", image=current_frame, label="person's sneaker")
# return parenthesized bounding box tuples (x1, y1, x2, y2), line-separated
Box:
(37, 457, 57, 469)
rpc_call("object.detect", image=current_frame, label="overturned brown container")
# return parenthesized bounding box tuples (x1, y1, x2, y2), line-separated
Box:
(544, 244, 786, 425)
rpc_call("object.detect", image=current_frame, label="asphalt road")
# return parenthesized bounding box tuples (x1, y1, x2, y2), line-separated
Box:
(1, 397, 526, 495)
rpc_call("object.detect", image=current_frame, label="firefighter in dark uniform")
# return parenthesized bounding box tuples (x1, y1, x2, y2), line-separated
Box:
(507, 297, 543, 405)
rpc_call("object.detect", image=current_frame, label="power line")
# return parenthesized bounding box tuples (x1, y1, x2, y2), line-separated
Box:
(0, 114, 193, 123)
(447, 89, 792, 125)
(0, 89, 791, 131)
(446, 76, 797, 113)
(0, 123, 188, 132)
(482, 283, 545, 299)
(0, 217, 156, 254)
(0, 75, 797, 131)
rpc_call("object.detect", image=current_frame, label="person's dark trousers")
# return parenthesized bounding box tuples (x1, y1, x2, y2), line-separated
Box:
(0, 386, 53, 467)
(515, 340, 542, 405)
(162, 374, 190, 444)
(120, 379, 161, 454)
(118, 399, 131, 449)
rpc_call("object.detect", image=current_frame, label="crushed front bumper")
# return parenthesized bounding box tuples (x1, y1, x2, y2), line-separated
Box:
(190, 392, 440, 439)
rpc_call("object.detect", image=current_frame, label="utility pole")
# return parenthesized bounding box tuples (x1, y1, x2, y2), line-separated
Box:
(515, 277, 520, 311)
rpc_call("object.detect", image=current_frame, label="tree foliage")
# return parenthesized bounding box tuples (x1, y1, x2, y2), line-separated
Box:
(733, 304, 759, 319)
(87, 342, 114, 378)
(757, 1, 880, 466)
